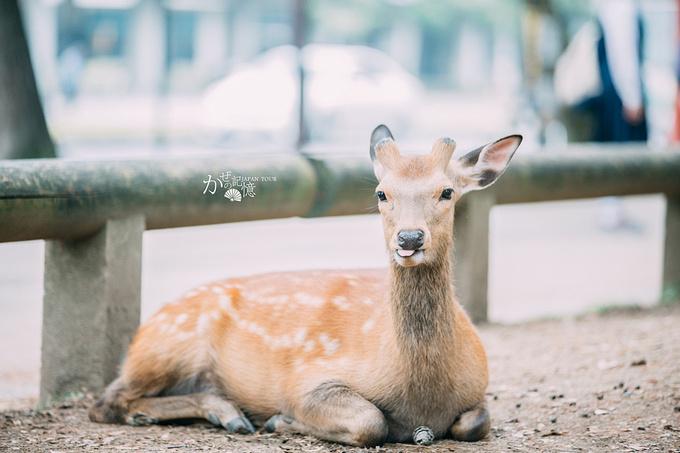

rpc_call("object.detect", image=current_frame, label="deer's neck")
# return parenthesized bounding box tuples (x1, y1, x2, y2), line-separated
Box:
(388, 253, 456, 366)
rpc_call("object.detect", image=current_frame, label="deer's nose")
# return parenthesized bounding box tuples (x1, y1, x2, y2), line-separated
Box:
(397, 229, 425, 250)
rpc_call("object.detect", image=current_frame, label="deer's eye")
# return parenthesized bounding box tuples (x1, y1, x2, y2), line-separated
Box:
(376, 191, 387, 202)
(440, 188, 454, 200)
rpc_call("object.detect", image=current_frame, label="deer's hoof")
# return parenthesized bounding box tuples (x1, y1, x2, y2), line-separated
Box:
(264, 414, 293, 433)
(208, 413, 255, 434)
(226, 416, 256, 434)
(127, 412, 158, 426)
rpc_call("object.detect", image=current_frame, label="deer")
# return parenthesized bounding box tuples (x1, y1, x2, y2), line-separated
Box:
(89, 125, 522, 446)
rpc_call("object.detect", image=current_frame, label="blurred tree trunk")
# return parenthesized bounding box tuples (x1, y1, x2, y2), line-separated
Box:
(0, 0, 56, 159)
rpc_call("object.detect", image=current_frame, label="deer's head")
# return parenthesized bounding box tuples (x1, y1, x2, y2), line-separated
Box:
(370, 125, 521, 267)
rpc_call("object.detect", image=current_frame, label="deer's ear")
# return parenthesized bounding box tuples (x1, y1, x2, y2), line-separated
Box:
(370, 124, 395, 181)
(454, 135, 522, 194)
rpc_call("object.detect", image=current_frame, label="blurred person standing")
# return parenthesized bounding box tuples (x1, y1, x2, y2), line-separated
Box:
(587, 0, 648, 229)
(555, 0, 647, 228)
(556, 0, 647, 231)
(588, 0, 648, 142)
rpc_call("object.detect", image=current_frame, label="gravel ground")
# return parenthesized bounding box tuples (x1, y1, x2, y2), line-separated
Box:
(2, 303, 679, 453)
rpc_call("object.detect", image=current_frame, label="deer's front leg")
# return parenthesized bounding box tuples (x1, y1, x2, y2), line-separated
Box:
(265, 380, 388, 447)
(449, 400, 490, 441)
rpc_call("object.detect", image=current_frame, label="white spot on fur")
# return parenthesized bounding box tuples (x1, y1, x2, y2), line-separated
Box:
(175, 313, 188, 325)
(293, 292, 324, 307)
(158, 323, 169, 334)
(238, 289, 254, 300)
(237, 319, 248, 330)
(314, 359, 330, 369)
(280, 334, 292, 348)
(264, 333, 297, 350)
(247, 322, 266, 337)
(212, 286, 225, 294)
(293, 328, 308, 346)
(326, 339, 340, 355)
(259, 295, 290, 305)
(361, 319, 376, 333)
(319, 333, 340, 355)
(294, 358, 307, 372)
(217, 295, 239, 321)
(152, 312, 168, 323)
(343, 274, 359, 286)
(362, 297, 374, 305)
(303, 340, 315, 352)
(198, 285, 209, 291)
(176, 331, 194, 341)
(218, 294, 233, 311)
(210, 310, 221, 320)
(196, 314, 211, 335)
(332, 296, 350, 310)
(183, 290, 199, 298)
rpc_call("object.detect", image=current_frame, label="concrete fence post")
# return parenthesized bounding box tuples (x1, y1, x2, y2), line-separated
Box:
(663, 196, 680, 303)
(40, 215, 145, 405)
(452, 192, 495, 324)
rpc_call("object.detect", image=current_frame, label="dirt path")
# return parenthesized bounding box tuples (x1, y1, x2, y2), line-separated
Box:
(2, 304, 679, 452)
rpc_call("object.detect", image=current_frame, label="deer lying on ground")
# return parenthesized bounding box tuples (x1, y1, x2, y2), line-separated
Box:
(89, 125, 522, 446)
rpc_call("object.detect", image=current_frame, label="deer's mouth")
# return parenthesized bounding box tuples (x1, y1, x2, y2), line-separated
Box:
(394, 248, 424, 266)
(397, 249, 417, 258)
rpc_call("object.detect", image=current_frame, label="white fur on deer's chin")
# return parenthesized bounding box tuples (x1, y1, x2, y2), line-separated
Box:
(393, 249, 425, 267)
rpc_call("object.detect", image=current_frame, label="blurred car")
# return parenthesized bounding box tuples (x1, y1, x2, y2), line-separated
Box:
(199, 44, 424, 146)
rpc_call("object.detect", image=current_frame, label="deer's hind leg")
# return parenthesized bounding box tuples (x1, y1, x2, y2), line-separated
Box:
(264, 380, 388, 447)
(449, 401, 490, 442)
(88, 377, 133, 424)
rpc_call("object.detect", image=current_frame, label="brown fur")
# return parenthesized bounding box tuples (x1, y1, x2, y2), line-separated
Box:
(89, 127, 521, 446)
